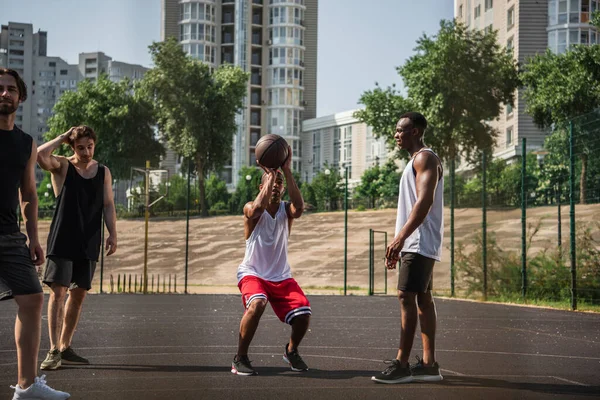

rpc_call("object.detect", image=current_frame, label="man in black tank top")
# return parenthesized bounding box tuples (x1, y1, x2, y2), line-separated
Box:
(37, 125, 118, 370)
(1, 69, 70, 398)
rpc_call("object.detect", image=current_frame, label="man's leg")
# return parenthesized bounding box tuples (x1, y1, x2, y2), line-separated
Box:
(237, 298, 267, 357)
(288, 314, 310, 353)
(395, 290, 418, 367)
(48, 283, 68, 350)
(417, 291, 437, 365)
(14, 293, 43, 389)
(59, 287, 87, 351)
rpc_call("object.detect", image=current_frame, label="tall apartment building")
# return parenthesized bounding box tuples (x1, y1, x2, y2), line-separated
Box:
(300, 110, 393, 187)
(454, 0, 599, 162)
(1, 22, 149, 184)
(161, 0, 318, 188)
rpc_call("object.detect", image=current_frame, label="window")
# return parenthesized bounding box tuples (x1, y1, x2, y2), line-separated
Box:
(458, 4, 463, 18)
(557, 29, 567, 53)
(569, 0, 579, 22)
(549, 0, 557, 25)
(506, 126, 513, 146)
(48, 62, 56, 67)
(558, 0, 567, 23)
(475, 4, 481, 18)
(60, 69, 68, 75)
(484, 0, 493, 11)
(507, 6, 515, 29)
(569, 29, 579, 48)
(507, 36, 514, 51)
(506, 103, 513, 116)
(484, 24, 493, 34)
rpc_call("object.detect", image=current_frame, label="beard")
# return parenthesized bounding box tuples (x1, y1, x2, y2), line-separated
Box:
(0, 101, 18, 116)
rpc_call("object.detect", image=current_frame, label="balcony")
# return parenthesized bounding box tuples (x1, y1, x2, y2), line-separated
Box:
(252, 13, 263, 25)
(252, 0, 263, 5)
(222, 12, 234, 24)
(252, 32, 262, 45)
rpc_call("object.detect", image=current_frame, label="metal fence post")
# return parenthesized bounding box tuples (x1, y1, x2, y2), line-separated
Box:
(569, 121, 577, 311)
(521, 138, 527, 298)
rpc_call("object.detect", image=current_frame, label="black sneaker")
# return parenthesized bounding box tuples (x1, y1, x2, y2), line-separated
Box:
(410, 356, 443, 382)
(60, 347, 90, 365)
(371, 359, 413, 384)
(231, 355, 257, 376)
(283, 345, 309, 371)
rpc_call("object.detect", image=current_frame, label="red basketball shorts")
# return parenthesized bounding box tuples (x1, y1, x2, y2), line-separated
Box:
(238, 275, 311, 324)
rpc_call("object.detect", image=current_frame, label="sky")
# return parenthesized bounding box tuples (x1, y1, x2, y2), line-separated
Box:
(4, 0, 454, 117)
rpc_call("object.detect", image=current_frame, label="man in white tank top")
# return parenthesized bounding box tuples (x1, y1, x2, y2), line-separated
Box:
(372, 112, 444, 384)
(232, 146, 311, 376)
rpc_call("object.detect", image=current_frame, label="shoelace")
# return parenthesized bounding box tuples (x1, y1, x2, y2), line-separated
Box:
(9, 375, 54, 393)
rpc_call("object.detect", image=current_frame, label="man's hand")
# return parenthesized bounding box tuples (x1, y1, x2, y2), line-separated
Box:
(385, 236, 405, 270)
(61, 127, 75, 143)
(106, 236, 117, 256)
(256, 161, 278, 181)
(29, 240, 45, 267)
(281, 145, 292, 172)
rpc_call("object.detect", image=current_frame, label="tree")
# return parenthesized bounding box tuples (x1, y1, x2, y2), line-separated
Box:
(37, 171, 56, 211)
(354, 85, 414, 152)
(521, 45, 600, 203)
(142, 37, 249, 216)
(229, 166, 263, 214)
(310, 165, 343, 211)
(398, 20, 519, 164)
(205, 174, 230, 211)
(355, 164, 380, 208)
(46, 75, 164, 179)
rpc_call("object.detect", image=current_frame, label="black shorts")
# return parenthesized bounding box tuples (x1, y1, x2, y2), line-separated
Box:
(0, 232, 43, 301)
(397, 252, 435, 293)
(43, 256, 97, 291)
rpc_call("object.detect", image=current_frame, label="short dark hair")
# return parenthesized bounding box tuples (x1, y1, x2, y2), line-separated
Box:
(399, 112, 428, 135)
(0, 68, 28, 102)
(68, 125, 97, 146)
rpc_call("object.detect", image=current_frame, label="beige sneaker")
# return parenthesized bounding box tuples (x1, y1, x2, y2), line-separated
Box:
(40, 349, 61, 371)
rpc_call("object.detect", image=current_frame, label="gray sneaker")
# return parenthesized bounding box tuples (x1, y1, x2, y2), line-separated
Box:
(371, 359, 413, 384)
(60, 347, 89, 365)
(410, 356, 443, 382)
(231, 355, 257, 376)
(40, 349, 61, 371)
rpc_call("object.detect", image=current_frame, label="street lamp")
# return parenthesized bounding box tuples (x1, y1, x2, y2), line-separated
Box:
(324, 169, 331, 211)
(342, 163, 349, 296)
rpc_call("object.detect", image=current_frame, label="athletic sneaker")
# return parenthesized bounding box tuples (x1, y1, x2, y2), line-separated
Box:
(283, 344, 309, 371)
(231, 355, 257, 376)
(410, 356, 443, 382)
(10, 375, 70, 399)
(40, 349, 61, 370)
(60, 347, 89, 365)
(371, 359, 413, 384)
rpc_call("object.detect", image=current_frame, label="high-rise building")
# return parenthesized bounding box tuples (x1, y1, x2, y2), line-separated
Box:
(161, 0, 318, 188)
(454, 0, 599, 162)
(301, 110, 393, 187)
(1, 22, 150, 184)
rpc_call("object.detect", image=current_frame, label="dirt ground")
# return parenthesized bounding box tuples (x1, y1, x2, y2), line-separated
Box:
(36, 204, 599, 295)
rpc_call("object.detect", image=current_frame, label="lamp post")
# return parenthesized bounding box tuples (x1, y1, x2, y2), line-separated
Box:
(246, 174, 252, 205)
(343, 165, 348, 296)
(324, 169, 330, 211)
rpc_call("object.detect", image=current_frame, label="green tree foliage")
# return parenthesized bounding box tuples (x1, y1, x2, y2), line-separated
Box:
(142, 37, 248, 216)
(310, 164, 344, 211)
(46, 75, 164, 179)
(229, 166, 263, 214)
(355, 159, 401, 208)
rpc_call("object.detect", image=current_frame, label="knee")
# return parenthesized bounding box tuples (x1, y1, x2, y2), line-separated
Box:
(50, 285, 67, 302)
(17, 292, 43, 312)
(68, 289, 87, 306)
(291, 314, 310, 326)
(246, 299, 267, 317)
(417, 292, 434, 311)
(398, 291, 416, 307)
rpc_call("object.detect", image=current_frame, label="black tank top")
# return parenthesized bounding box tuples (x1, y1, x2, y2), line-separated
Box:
(0, 127, 33, 235)
(47, 161, 105, 261)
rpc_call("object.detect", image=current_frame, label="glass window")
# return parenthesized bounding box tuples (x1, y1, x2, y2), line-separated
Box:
(485, 0, 493, 11)
(507, 7, 515, 29)
(507, 36, 514, 51)
(569, 0, 579, 22)
(191, 2, 197, 19)
(506, 126, 513, 146)
(581, 30, 589, 44)
(506, 103, 513, 116)
(557, 29, 567, 53)
(558, 0, 567, 23)
(548, 30, 557, 52)
(549, 0, 557, 24)
(569, 29, 579, 47)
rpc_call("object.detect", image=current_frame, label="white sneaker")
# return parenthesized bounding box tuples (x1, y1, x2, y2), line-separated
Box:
(10, 375, 70, 399)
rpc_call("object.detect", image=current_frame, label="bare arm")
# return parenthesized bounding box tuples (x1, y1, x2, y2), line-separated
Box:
(244, 167, 276, 221)
(19, 141, 44, 266)
(37, 128, 71, 172)
(282, 146, 304, 219)
(103, 167, 118, 255)
(386, 151, 440, 265)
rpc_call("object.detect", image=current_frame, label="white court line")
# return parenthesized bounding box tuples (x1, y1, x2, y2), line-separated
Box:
(551, 376, 590, 386)
(1, 345, 598, 362)
(501, 326, 600, 344)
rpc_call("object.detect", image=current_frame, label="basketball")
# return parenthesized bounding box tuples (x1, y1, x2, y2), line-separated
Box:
(255, 134, 289, 169)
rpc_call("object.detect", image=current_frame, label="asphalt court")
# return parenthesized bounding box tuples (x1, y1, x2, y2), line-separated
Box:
(1, 294, 599, 399)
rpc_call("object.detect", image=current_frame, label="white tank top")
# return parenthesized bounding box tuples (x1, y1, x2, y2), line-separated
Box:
(395, 148, 444, 261)
(237, 201, 293, 282)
